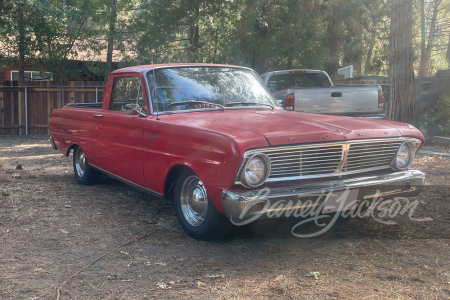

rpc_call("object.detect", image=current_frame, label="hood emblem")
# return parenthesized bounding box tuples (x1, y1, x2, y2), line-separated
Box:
(384, 131, 389, 134)
(289, 137, 295, 141)
(323, 135, 329, 139)
(358, 132, 363, 136)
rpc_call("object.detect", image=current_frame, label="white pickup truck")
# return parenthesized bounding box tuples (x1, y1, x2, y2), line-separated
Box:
(261, 69, 385, 119)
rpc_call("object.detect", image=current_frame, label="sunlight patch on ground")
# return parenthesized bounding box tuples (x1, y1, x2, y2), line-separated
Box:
(0, 154, 62, 161)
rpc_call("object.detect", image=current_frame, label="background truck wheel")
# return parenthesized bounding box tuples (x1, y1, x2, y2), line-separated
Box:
(174, 169, 231, 240)
(73, 147, 99, 185)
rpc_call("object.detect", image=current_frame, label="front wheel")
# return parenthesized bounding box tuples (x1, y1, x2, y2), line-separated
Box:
(174, 169, 231, 240)
(73, 147, 99, 185)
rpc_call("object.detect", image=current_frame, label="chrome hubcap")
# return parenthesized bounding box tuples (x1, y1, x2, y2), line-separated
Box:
(75, 148, 86, 178)
(180, 175, 208, 227)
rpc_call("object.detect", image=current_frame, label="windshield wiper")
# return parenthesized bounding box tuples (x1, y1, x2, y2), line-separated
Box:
(224, 102, 274, 110)
(167, 100, 225, 111)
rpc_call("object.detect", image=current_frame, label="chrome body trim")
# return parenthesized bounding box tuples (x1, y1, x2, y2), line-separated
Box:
(223, 170, 425, 222)
(233, 137, 422, 187)
(90, 164, 164, 199)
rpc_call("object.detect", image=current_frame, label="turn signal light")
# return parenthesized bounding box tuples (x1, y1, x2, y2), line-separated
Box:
(378, 90, 384, 103)
(286, 93, 294, 111)
(402, 181, 412, 191)
(378, 87, 384, 108)
(253, 202, 264, 212)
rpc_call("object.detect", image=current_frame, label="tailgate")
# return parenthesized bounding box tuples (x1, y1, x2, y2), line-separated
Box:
(294, 86, 379, 115)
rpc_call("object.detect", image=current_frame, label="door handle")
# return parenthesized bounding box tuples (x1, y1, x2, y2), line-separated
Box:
(94, 114, 103, 119)
(331, 92, 342, 97)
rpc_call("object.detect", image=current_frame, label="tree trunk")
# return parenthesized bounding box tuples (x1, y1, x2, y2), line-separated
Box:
(212, 0, 221, 63)
(422, 0, 442, 77)
(326, 6, 343, 81)
(447, 34, 450, 65)
(188, 5, 200, 63)
(286, 54, 293, 70)
(107, 0, 117, 72)
(17, 4, 25, 81)
(354, 21, 362, 76)
(365, 20, 377, 75)
(193, 23, 199, 62)
(419, 0, 426, 77)
(389, 0, 415, 123)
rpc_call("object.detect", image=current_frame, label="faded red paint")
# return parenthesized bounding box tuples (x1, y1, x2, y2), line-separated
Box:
(49, 64, 425, 214)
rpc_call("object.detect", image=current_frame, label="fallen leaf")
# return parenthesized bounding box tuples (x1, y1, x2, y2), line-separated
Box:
(206, 274, 225, 279)
(308, 272, 320, 280)
(274, 275, 286, 281)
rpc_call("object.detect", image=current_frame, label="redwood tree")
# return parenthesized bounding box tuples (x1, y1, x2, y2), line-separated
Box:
(447, 33, 450, 66)
(389, 0, 415, 123)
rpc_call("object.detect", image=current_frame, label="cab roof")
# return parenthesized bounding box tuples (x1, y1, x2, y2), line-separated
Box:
(110, 63, 252, 75)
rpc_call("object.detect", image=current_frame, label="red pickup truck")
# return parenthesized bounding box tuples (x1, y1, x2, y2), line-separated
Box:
(50, 63, 425, 240)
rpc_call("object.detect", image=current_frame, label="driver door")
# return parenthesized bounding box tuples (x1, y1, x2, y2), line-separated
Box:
(94, 75, 147, 186)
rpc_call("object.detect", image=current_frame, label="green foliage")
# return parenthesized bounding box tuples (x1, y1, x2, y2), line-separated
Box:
(418, 94, 450, 136)
(0, 0, 448, 81)
(0, 0, 106, 79)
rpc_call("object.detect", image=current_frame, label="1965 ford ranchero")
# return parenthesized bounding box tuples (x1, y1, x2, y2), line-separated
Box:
(49, 63, 425, 240)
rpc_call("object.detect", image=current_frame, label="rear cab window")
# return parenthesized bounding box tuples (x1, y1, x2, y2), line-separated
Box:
(267, 73, 331, 92)
(110, 76, 147, 114)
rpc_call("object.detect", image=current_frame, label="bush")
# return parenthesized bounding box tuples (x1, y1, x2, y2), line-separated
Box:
(417, 94, 450, 137)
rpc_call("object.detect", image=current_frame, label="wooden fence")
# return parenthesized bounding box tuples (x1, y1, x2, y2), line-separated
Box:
(0, 81, 106, 135)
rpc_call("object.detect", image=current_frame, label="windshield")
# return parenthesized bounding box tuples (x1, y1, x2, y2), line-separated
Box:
(146, 67, 278, 113)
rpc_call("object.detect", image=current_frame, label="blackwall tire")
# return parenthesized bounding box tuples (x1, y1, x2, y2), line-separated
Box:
(73, 147, 99, 185)
(174, 169, 231, 240)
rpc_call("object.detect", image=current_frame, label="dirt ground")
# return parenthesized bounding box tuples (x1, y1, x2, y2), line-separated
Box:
(1, 136, 450, 300)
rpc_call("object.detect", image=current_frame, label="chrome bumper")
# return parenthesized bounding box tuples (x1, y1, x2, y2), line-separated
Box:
(222, 170, 425, 223)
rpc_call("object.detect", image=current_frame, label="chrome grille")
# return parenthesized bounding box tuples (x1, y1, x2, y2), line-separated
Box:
(345, 141, 403, 172)
(235, 138, 421, 185)
(267, 145, 342, 178)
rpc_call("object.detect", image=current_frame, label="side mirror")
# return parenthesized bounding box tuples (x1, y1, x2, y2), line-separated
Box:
(124, 103, 147, 117)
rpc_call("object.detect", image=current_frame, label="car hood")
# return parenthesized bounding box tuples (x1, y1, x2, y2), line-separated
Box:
(163, 109, 423, 147)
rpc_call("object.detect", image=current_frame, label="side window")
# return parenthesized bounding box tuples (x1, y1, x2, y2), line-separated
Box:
(110, 77, 146, 112)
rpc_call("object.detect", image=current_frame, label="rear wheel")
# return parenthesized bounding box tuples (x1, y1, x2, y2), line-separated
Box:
(73, 147, 99, 185)
(174, 169, 231, 240)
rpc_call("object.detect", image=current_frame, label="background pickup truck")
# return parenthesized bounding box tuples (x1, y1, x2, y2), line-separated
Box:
(260, 69, 385, 119)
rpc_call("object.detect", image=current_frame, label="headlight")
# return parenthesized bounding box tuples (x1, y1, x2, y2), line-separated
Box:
(392, 141, 415, 170)
(240, 153, 271, 187)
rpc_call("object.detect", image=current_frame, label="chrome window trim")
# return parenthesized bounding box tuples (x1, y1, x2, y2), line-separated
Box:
(143, 69, 154, 115)
(233, 137, 422, 187)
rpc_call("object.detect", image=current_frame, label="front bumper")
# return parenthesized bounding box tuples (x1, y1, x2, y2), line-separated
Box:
(222, 170, 425, 223)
